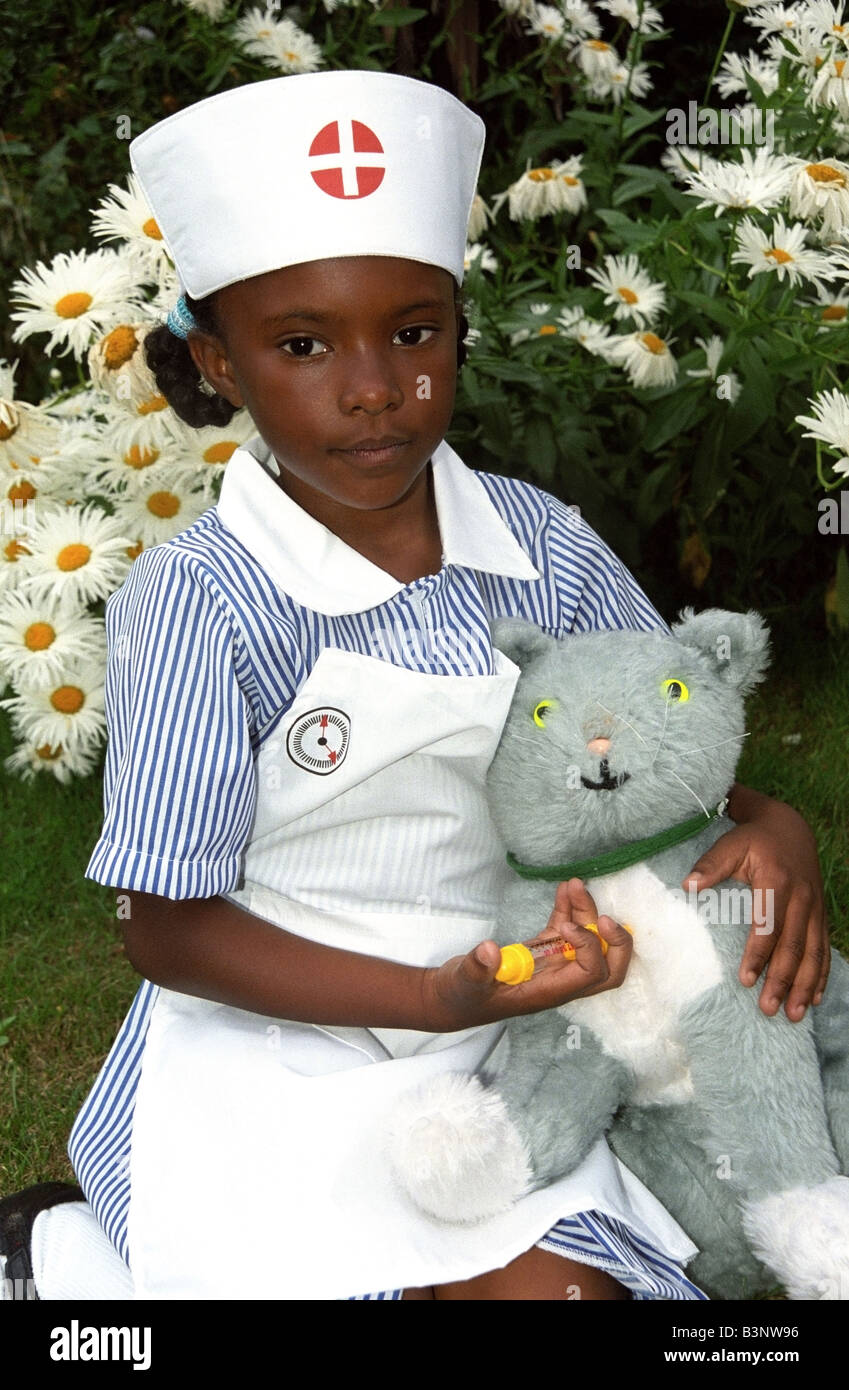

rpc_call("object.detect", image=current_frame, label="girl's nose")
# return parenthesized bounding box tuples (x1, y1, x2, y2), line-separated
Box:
(339, 352, 403, 414)
(586, 736, 611, 755)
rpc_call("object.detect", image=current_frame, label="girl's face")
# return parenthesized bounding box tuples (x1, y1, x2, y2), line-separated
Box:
(189, 255, 461, 527)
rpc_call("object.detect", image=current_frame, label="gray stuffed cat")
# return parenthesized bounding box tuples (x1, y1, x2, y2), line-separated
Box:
(388, 610, 849, 1301)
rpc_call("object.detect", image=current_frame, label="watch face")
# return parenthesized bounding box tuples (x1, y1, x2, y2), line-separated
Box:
(286, 706, 351, 775)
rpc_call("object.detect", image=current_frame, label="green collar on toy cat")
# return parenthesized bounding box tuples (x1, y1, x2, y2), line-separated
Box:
(506, 796, 730, 882)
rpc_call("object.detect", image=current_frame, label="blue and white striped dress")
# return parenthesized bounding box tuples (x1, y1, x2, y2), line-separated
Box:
(70, 436, 705, 1300)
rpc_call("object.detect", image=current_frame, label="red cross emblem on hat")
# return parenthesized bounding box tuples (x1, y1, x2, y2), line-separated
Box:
(308, 119, 385, 199)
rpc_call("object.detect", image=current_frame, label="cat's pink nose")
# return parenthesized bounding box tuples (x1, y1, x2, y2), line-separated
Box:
(587, 736, 611, 755)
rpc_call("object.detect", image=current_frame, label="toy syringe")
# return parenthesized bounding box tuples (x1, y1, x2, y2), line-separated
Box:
(496, 923, 632, 984)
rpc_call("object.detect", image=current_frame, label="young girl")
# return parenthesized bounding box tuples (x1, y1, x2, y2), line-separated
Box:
(8, 70, 829, 1302)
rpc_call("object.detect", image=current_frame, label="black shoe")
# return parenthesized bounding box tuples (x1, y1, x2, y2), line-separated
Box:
(0, 1182, 84, 1301)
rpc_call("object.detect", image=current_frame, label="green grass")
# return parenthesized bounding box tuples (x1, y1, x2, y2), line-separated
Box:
(1, 619, 847, 1198)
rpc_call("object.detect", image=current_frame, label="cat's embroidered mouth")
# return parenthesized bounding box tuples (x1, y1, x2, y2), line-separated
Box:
(580, 758, 631, 792)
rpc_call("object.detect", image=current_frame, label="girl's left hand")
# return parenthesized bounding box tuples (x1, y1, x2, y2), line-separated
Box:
(681, 787, 829, 1022)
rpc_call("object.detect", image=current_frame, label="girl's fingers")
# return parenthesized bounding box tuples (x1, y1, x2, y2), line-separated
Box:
(548, 878, 599, 932)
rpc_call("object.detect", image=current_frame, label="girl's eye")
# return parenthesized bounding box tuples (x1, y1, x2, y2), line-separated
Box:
(533, 699, 558, 728)
(393, 325, 435, 346)
(661, 678, 690, 703)
(279, 337, 327, 357)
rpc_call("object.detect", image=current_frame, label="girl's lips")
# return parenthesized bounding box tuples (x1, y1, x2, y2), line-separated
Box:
(334, 439, 411, 463)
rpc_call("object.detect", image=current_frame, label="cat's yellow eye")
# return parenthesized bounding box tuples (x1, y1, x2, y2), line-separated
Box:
(662, 678, 690, 703)
(533, 699, 558, 728)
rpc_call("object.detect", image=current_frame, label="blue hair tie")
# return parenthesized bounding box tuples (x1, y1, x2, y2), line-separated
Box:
(167, 294, 198, 340)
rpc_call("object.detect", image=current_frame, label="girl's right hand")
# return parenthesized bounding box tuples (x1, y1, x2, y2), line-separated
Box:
(420, 878, 634, 1033)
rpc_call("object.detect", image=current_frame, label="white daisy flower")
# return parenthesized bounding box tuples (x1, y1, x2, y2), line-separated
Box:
(562, 0, 602, 37)
(9, 249, 146, 362)
(495, 0, 538, 15)
(0, 590, 105, 689)
(731, 212, 835, 288)
(809, 53, 849, 115)
(682, 146, 796, 215)
(597, 0, 664, 31)
(18, 502, 132, 605)
(607, 330, 679, 388)
(179, 0, 229, 17)
(745, 3, 806, 34)
(606, 61, 653, 103)
(0, 498, 33, 594)
(795, 387, 849, 472)
(686, 335, 742, 403)
(0, 360, 62, 475)
(151, 412, 256, 479)
(803, 0, 849, 41)
(660, 145, 708, 180)
(4, 735, 100, 784)
(788, 156, 849, 235)
(467, 193, 494, 242)
(501, 162, 587, 220)
(571, 38, 621, 82)
(557, 306, 617, 357)
(233, 10, 323, 72)
(715, 49, 781, 98)
(110, 475, 214, 549)
(89, 174, 172, 279)
(553, 156, 588, 212)
(808, 283, 849, 321)
(1, 655, 106, 754)
(98, 391, 184, 454)
(527, 4, 567, 41)
(464, 242, 498, 274)
(87, 322, 161, 411)
(586, 253, 667, 327)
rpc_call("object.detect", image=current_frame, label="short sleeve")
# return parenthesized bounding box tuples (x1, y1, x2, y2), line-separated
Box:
(543, 492, 671, 636)
(85, 546, 257, 899)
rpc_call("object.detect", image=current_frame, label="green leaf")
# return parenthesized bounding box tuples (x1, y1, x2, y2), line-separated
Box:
(596, 208, 664, 250)
(636, 459, 677, 528)
(524, 416, 558, 481)
(674, 289, 736, 329)
(640, 389, 706, 452)
(368, 7, 428, 23)
(623, 107, 668, 140)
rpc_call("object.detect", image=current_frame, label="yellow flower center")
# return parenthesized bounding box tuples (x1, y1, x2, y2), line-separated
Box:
(126, 539, 144, 559)
(528, 167, 556, 182)
(101, 325, 139, 369)
(4, 539, 29, 561)
(36, 743, 63, 760)
(285, 50, 298, 61)
(640, 333, 667, 355)
(202, 440, 239, 464)
(538, 324, 558, 335)
(0, 411, 19, 441)
(7, 480, 36, 504)
(834, 23, 846, 33)
(588, 39, 610, 50)
(562, 175, 579, 186)
(124, 444, 160, 469)
(25, 621, 56, 651)
(56, 542, 91, 571)
(147, 491, 180, 519)
(822, 304, 847, 321)
(54, 291, 93, 319)
(806, 161, 846, 185)
(137, 394, 168, 416)
(835, 58, 846, 77)
(617, 287, 639, 304)
(765, 246, 794, 264)
(50, 685, 84, 714)
(142, 216, 162, 240)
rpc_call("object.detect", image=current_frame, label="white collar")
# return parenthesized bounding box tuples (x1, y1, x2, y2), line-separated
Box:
(215, 434, 540, 616)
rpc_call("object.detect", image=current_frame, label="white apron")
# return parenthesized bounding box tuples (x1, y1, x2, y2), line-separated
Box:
(127, 646, 697, 1299)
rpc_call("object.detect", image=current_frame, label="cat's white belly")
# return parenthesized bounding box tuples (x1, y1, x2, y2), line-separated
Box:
(562, 862, 725, 1105)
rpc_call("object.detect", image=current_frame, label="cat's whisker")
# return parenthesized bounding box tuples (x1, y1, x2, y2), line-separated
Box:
(594, 701, 648, 747)
(665, 767, 711, 819)
(650, 699, 671, 770)
(674, 733, 751, 757)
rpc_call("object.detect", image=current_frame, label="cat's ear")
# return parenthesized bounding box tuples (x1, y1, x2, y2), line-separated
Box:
(671, 608, 771, 694)
(491, 619, 557, 669)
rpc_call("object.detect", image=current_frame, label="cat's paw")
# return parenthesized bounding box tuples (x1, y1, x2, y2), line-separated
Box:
(386, 1072, 533, 1223)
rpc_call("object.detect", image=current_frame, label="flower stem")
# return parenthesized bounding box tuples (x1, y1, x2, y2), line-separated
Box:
(703, 8, 736, 109)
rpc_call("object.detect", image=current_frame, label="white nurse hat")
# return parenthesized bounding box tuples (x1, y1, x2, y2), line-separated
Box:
(129, 70, 486, 300)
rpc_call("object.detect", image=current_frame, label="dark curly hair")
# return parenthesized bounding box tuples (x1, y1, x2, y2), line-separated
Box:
(144, 284, 471, 430)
